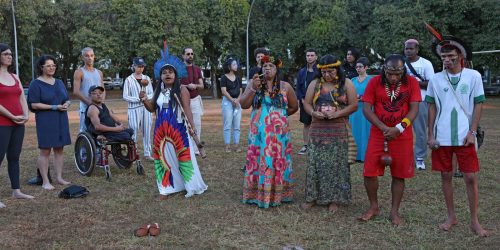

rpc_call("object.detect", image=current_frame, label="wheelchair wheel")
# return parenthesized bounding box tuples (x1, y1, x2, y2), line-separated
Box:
(111, 144, 133, 169)
(74, 132, 96, 176)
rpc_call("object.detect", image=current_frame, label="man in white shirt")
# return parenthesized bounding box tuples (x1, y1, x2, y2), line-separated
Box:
(426, 38, 488, 237)
(404, 39, 434, 170)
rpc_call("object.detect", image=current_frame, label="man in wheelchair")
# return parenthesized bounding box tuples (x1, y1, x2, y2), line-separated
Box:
(86, 85, 134, 142)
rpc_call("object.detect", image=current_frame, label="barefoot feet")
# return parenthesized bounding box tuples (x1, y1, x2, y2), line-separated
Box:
(389, 212, 403, 226)
(42, 183, 55, 190)
(301, 202, 314, 210)
(470, 222, 489, 237)
(358, 207, 379, 222)
(438, 216, 458, 231)
(56, 178, 71, 185)
(12, 189, 34, 199)
(328, 203, 339, 213)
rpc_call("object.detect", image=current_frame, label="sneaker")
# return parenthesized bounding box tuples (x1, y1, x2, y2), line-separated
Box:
(416, 159, 426, 170)
(224, 145, 232, 153)
(298, 145, 308, 155)
(234, 145, 242, 153)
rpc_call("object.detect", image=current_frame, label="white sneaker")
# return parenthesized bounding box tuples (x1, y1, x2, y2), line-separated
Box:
(298, 145, 308, 155)
(416, 159, 426, 170)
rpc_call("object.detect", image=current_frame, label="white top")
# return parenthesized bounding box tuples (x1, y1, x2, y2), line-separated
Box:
(405, 57, 435, 99)
(123, 74, 154, 109)
(426, 68, 485, 146)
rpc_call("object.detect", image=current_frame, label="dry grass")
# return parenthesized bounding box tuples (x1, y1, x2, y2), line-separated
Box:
(0, 90, 498, 249)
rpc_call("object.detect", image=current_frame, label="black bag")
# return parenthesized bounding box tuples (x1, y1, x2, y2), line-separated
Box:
(476, 126, 484, 149)
(59, 185, 89, 199)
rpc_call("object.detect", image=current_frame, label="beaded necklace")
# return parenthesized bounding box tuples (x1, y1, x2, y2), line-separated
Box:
(253, 75, 284, 109)
(313, 77, 340, 107)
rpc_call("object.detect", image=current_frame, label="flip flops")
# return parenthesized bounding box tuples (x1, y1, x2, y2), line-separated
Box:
(134, 223, 161, 237)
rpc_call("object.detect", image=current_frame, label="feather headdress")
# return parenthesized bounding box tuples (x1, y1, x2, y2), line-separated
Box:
(154, 40, 187, 79)
(424, 22, 472, 62)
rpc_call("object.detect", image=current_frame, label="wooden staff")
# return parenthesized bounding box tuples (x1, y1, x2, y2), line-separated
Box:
(173, 93, 207, 158)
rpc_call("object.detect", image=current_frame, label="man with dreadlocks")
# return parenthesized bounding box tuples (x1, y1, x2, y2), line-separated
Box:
(425, 29, 489, 236)
(358, 54, 421, 225)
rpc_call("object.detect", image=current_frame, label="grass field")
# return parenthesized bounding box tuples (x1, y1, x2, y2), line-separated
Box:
(0, 90, 498, 249)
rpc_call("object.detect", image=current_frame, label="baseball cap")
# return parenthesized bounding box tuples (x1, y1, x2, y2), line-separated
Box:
(133, 57, 146, 66)
(88, 85, 105, 94)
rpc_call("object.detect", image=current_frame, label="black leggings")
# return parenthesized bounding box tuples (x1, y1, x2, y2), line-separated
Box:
(0, 125, 24, 189)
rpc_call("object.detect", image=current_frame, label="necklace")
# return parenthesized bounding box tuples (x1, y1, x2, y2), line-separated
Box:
(385, 82, 401, 102)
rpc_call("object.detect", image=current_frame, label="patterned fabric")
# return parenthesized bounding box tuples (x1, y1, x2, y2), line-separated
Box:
(306, 120, 351, 205)
(153, 92, 207, 197)
(306, 84, 351, 205)
(242, 84, 294, 208)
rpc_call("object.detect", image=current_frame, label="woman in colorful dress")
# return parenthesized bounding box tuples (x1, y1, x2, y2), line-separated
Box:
(349, 57, 372, 162)
(141, 46, 207, 199)
(28, 55, 72, 190)
(239, 54, 298, 208)
(302, 54, 358, 212)
(0, 43, 34, 208)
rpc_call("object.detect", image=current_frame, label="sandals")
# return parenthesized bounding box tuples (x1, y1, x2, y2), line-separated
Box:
(134, 223, 161, 237)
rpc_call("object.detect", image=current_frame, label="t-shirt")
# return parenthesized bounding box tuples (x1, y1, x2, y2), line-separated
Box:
(425, 68, 485, 146)
(361, 75, 421, 139)
(404, 57, 434, 99)
(180, 65, 203, 99)
(220, 75, 242, 98)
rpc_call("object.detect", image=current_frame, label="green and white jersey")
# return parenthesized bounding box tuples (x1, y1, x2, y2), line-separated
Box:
(425, 68, 485, 146)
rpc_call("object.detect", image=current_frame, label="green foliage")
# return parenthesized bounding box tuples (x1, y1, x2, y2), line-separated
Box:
(1, 0, 498, 85)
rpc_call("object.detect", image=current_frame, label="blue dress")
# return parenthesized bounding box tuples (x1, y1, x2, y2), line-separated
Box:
(349, 75, 372, 161)
(28, 79, 71, 149)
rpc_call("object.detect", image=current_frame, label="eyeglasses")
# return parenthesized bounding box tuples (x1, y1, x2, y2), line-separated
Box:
(185, 53, 194, 56)
(43, 64, 57, 68)
(1, 52, 13, 56)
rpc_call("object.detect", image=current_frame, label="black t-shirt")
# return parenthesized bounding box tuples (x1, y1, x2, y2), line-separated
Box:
(220, 75, 242, 98)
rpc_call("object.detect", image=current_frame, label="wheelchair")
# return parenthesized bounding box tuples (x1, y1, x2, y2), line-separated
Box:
(74, 131, 144, 181)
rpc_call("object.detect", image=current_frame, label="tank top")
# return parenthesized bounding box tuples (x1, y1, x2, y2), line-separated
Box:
(85, 103, 115, 134)
(0, 73, 23, 126)
(79, 67, 101, 112)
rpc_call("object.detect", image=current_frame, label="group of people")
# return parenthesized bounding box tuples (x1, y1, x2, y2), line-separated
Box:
(0, 32, 489, 237)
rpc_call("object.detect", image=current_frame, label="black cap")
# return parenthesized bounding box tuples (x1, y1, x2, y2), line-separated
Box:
(88, 85, 105, 94)
(133, 57, 146, 66)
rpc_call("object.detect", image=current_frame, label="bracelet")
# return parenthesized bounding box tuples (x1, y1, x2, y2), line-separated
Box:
(395, 123, 405, 133)
(51, 105, 58, 111)
(470, 130, 477, 136)
(401, 117, 411, 128)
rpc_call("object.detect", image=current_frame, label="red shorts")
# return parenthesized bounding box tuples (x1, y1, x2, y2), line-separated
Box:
(431, 145, 479, 173)
(363, 134, 414, 179)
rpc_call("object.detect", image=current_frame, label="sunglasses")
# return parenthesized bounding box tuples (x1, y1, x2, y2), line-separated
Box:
(185, 53, 194, 56)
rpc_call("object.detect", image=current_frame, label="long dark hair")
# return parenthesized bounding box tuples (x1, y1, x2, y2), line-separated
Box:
(317, 54, 347, 93)
(0, 43, 15, 73)
(35, 54, 58, 76)
(381, 54, 408, 85)
(152, 64, 182, 109)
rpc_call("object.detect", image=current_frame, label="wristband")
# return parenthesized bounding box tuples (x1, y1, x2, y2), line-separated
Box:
(51, 105, 58, 111)
(395, 123, 405, 133)
(470, 130, 477, 136)
(401, 117, 411, 128)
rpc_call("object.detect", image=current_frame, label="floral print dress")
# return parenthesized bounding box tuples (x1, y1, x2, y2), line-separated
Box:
(242, 83, 294, 208)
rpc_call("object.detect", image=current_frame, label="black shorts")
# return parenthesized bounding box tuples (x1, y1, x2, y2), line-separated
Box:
(299, 101, 312, 125)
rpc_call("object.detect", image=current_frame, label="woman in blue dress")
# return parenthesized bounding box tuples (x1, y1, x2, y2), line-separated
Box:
(28, 55, 71, 190)
(349, 57, 372, 162)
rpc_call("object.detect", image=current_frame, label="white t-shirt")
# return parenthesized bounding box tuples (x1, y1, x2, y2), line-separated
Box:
(425, 68, 485, 146)
(405, 57, 434, 99)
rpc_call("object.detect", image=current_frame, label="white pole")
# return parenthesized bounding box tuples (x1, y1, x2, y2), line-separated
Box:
(246, 0, 256, 81)
(11, 0, 19, 75)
